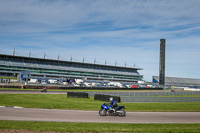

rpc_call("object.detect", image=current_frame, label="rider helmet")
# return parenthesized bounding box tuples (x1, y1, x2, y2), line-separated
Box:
(109, 97, 114, 102)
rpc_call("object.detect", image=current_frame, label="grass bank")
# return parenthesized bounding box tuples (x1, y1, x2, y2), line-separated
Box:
(0, 121, 200, 133)
(0, 94, 200, 111)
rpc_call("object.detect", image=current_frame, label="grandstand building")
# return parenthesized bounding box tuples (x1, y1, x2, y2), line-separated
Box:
(153, 76, 200, 87)
(0, 54, 143, 83)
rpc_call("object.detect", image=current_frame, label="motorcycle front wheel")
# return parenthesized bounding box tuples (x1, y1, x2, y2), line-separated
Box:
(118, 109, 126, 117)
(99, 109, 107, 116)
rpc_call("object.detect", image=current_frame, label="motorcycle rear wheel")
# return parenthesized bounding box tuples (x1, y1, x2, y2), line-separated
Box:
(99, 109, 107, 116)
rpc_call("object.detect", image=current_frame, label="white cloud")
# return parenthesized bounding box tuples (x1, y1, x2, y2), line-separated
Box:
(0, 0, 200, 81)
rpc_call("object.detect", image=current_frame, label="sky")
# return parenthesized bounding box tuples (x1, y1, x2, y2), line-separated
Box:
(0, 0, 200, 82)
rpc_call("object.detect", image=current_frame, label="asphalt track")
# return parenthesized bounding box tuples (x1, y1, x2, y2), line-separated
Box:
(1, 107, 200, 123)
(0, 90, 66, 94)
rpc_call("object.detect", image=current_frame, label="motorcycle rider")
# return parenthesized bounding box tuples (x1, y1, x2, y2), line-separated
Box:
(109, 97, 118, 113)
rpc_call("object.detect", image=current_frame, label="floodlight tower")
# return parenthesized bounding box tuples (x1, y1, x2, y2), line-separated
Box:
(159, 39, 165, 88)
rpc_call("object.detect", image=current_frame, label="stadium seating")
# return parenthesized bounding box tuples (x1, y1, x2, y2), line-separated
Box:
(0, 54, 142, 82)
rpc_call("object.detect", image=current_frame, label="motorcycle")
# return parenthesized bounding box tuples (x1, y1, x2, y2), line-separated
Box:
(99, 103, 126, 117)
(41, 87, 47, 92)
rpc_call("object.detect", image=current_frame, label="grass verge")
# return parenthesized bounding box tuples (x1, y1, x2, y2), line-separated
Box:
(0, 120, 200, 133)
(0, 94, 200, 111)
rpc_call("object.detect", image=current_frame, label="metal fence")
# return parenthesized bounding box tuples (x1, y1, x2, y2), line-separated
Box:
(88, 91, 200, 97)
(88, 91, 200, 103)
(120, 97, 200, 103)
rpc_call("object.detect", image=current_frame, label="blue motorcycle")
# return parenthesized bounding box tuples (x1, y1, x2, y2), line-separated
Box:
(99, 103, 126, 117)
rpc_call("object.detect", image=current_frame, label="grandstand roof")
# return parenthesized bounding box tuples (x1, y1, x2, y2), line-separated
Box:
(0, 54, 143, 71)
(152, 76, 200, 86)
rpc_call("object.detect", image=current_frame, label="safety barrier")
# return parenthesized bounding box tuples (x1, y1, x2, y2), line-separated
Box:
(94, 94, 121, 102)
(67, 92, 88, 98)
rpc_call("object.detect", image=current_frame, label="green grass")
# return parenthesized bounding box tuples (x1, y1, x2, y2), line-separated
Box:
(0, 121, 200, 133)
(0, 94, 100, 110)
(0, 76, 17, 79)
(0, 94, 200, 111)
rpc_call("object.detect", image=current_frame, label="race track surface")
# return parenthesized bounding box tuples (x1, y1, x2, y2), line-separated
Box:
(1, 107, 200, 123)
(0, 90, 66, 94)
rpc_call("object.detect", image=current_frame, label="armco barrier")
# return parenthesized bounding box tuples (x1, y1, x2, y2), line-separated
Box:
(67, 92, 88, 98)
(94, 94, 121, 102)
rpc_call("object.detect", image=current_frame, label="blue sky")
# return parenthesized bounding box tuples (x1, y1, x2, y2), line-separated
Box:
(0, 0, 200, 81)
